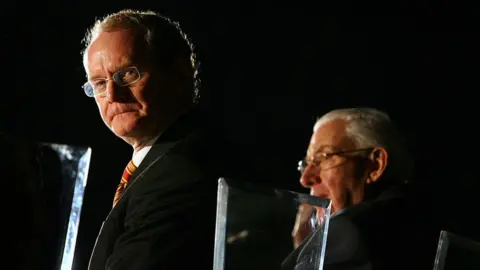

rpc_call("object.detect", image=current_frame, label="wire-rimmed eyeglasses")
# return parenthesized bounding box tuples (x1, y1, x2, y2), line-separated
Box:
(82, 66, 142, 97)
(297, 147, 374, 173)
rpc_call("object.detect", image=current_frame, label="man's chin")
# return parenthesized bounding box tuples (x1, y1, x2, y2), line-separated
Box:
(110, 122, 139, 140)
(109, 119, 157, 145)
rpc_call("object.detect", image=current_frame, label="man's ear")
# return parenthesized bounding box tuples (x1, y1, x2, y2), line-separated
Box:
(366, 147, 388, 184)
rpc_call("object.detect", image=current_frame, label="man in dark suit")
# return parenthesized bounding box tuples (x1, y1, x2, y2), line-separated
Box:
(81, 9, 230, 269)
(285, 108, 439, 270)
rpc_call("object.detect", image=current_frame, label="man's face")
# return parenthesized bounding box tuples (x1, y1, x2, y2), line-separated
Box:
(300, 119, 369, 215)
(84, 28, 181, 145)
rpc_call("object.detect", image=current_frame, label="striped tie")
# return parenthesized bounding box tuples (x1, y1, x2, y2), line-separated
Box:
(113, 160, 137, 207)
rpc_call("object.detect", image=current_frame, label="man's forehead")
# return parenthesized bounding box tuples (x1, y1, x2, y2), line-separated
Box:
(86, 51, 132, 76)
(307, 119, 349, 155)
(85, 29, 139, 76)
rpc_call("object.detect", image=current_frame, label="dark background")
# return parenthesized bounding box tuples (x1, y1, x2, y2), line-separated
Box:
(2, 1, 480, 269)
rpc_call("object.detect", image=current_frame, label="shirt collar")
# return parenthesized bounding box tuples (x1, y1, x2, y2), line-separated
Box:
(132, 134, 160, 167)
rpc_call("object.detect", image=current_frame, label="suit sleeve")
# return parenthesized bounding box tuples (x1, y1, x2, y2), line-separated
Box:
(105, 155, 217, 270)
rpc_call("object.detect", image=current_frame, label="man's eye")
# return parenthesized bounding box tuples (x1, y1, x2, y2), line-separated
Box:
(313, 153, 327, 160)
(92, 80, 106, 87)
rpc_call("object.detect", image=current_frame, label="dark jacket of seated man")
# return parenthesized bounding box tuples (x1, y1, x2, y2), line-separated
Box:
(88, 110, 243, 270)
(282, 184, 439, 270)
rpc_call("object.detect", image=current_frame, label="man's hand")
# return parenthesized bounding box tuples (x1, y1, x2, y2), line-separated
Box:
(292, 204, 315, 248)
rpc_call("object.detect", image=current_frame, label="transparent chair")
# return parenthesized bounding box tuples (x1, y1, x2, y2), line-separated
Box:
(213, 178, 331, 270)
(37, 142, 91, 270)
(433, 230, 480, 270)
(2, 136, 91, 270)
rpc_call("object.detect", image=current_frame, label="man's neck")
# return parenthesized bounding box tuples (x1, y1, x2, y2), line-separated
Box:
(133, 135, 159, 153)
(131, 106, 192, 152)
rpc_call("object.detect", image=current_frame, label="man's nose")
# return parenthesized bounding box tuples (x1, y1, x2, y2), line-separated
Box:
(299, 164, 320, 188)
(106, 80, 125, 103)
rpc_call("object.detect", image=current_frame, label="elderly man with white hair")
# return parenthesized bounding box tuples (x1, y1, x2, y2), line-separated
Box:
(284, 108, 438, 270)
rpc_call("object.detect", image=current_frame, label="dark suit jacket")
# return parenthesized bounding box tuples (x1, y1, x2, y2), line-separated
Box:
(88, 109, 232, 270)
(283, 185, 439, 270)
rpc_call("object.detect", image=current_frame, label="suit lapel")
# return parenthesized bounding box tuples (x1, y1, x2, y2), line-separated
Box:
(129, 109, 203, 181)
(128, 140, 178, 186)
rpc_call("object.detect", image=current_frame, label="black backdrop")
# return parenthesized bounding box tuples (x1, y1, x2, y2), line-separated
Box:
(2, 1, 480, 269)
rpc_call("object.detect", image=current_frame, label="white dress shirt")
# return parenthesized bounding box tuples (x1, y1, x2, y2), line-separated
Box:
(132, 135, 160, 167)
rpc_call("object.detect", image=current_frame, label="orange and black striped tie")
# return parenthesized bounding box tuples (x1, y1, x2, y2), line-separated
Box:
(113, 160, 137, 207)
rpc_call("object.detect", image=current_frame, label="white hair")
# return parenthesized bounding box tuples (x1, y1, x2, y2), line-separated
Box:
(315, 107, 414, 184)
